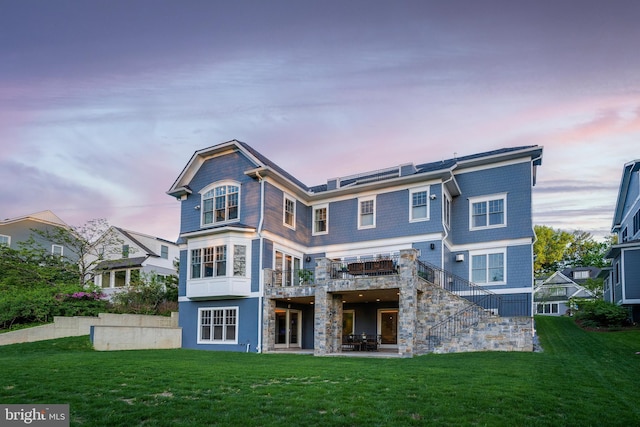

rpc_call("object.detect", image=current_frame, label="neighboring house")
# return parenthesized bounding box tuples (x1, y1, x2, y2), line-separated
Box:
(604, 159, 640, 322)
(0, 210, 78, 261)
(534, 270, 596, 316)
(167, 140, 543, 355)
(87, 227, 179, 298)
(560, 266, 602, 286)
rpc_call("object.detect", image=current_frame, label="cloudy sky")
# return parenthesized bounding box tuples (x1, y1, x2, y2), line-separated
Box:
(1, 0, 639, 241)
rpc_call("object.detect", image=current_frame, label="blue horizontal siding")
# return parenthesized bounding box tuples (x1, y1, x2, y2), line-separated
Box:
(450, 162, 533, 245)
(180, 298, 260, 352)
(179, 152, 260, 234)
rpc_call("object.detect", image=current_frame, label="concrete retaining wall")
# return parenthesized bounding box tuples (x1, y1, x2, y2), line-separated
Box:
(91, 325, 181, 351)
(0, 312, 179, 349)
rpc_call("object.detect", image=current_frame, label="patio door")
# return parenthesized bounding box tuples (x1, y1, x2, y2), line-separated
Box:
(378, 309, 398, 347)
(275, 309, 301, 348)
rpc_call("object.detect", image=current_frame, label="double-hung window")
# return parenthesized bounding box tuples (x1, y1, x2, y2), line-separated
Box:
(160, 245, 169, 259)
(410, 187, 429, 222)
(283, 195, 296, 229)
(0, 235, 10, 246)
(313, 204, 328, 235)
(202, 182, 239, 226)
(470, 249, 506, 285)
(358, 197, 376, 229)
(199, 307, 238, 344)
(52, 244, 63, 256)
(470, 194, 506, 230)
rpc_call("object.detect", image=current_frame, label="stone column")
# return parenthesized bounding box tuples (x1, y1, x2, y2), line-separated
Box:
(262, 298, 276, 353)
(397, 248, 419, 357)
(314, 286, 328, 355)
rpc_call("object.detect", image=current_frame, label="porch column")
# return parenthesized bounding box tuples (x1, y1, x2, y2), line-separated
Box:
(313, 287, 342, 355)
(398, 285, 417, 357)
(262, 298, 276, 353)
(398, 249, 419, 357)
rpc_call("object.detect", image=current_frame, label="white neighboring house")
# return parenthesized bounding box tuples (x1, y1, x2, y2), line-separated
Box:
(534, 271, 597, 316)
(87, 227, 179, 298)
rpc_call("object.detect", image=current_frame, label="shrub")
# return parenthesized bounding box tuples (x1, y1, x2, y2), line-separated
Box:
(572, 299, 630, 328)
(110, 272, 177, 316)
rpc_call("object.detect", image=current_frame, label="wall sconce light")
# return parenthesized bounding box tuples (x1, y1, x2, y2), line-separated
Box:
(194, 205, 201, 210)
(430, 243, 435, 250)
(305, 256, 311, 262)
(430, 194, 437, 200)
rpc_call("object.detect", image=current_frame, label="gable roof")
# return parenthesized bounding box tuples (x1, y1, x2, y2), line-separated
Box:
(168, 140, 543, 200)
(611, 159, 640, 232)
(1, 210, 68, 228)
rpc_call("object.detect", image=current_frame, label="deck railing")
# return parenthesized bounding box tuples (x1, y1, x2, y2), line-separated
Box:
(330, 253, 400, 279)
(272, 268, 315, 287)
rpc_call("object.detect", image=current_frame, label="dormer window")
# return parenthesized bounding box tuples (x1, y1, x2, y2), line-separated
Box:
(202, 182, 240, 226)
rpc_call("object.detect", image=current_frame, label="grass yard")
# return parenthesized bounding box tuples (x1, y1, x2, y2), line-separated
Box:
(1, 316, 639, 426)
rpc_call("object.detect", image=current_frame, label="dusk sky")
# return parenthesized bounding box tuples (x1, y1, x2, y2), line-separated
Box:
(2, 0, 639, 241)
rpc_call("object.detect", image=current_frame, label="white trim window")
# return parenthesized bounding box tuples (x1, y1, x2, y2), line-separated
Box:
(469, 193, 507, 230)
(190, 243, 247, 279)
(160, 244, 169, 259)
(410, 187, 429, 222)
(313, 204, 329, 235)
(358, 196, 376, 229)
(537, 303, 559, 314)
(283, 194, 296, 229)
(443, 192, 451, 229)
(201, 182, 240, 226)
(198, 307, 238, 344)
(0, 234, 10, 246)
(52, 244, 64, 256)
(470, 249, 506, 285)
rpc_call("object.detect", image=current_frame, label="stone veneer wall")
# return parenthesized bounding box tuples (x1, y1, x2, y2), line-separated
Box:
(429, 316, 534, 354)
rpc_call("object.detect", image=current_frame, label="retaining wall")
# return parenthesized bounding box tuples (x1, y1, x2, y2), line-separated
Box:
(0, 312, 180, 350)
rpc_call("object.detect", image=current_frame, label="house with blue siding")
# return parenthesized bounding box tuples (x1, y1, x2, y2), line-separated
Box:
(605, 160, 640, 322)
(167, 140, 542, 356)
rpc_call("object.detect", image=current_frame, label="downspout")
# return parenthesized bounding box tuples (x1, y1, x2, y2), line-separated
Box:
(440, 171, 454, 270)
(256, 171, 265, 353)
(530, 155, 542, 317)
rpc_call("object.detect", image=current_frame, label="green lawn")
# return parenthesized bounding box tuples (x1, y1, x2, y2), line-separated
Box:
(1, 316, 639, 426)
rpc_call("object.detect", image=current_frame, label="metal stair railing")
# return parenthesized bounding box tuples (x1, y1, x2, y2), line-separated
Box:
(417, 260, 501, 351)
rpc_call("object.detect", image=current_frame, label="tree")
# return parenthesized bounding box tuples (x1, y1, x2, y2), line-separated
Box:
(534, 225, 572, 276)
(30, 218, 124, 286)
(563, 230, 609, 269)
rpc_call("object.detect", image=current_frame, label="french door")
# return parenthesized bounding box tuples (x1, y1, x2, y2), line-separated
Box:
(377, 309, 398, 347)
(275, 309, 302, 348)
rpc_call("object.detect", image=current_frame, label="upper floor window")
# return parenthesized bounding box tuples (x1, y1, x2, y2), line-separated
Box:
(0, 234, 10, 246)
(122, 244, 129, 258)
(358, 196, 376, 229)
(622, 227, 628, 242)
(634, 210, 640, 236)
(573, 270, 590, 280)
(410, 187, 429, 222)
(190, 244, 247, 279)
(283, 195, 296, 229)
(313, 204, 328, 235)
(202, 183, 239, 226)
(443, 192, 451, 229)
(160, 244, 169, 259)
(471, 249, 506, 285)
(470, 194, 507, 230)
(52, 244, 63, 256)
